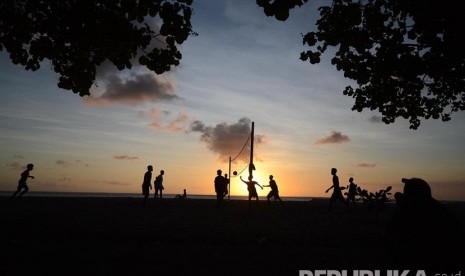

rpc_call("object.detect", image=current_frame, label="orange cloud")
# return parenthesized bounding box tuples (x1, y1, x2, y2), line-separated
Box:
(145, 109, 191, 132)
(113, 155, 139, 160)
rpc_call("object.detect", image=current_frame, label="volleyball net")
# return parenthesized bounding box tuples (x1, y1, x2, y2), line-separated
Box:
(227, 122, 256, 199)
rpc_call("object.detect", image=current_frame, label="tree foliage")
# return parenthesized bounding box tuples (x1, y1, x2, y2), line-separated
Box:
(0, 0, 195, 96)
(257, 0, 465, 129)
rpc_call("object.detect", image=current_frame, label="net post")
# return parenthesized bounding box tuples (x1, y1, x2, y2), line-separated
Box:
(249, 121, 254, 179)
(228, 156, 231, 200)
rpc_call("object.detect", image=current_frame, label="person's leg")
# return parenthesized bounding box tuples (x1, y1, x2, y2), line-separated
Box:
(143, 194, 148, 206)
(11, 188, 20, 198)
(18, 185, 29, 197)
(216, 193, 221, 206)
(341, 195, 349, 209)
(12, 184, 24, 198)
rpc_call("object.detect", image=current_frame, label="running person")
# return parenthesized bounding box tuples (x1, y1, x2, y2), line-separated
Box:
(11, 163, 35, 198)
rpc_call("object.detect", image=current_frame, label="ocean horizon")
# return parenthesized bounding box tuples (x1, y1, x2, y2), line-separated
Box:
(2, 191, 463, 204)
(0, 191, 318, 202)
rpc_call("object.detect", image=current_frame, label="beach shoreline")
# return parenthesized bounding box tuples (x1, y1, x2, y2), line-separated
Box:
(1, 197, 463, 275)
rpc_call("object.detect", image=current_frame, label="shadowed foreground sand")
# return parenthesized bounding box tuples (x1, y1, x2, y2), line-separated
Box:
(1, 197, 464, 275)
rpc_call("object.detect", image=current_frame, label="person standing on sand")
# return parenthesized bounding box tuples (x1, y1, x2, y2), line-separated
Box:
(346, 177, 357, 208)
(11, 163, 35, 198)
(142, 165, 153, 206)
(325, 168, 349, 211)
(154, 170, 164, 200)
(263, 175, 282, 202)
(240, 175, 263, 206)
(214, 169, 226, 206)
(223, 173, 229, 198)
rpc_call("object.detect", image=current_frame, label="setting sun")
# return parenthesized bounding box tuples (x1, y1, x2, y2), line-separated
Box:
(226, 164, 271, 197)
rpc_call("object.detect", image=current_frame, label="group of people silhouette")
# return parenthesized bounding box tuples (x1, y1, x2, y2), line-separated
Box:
(214, 169, 282, 207)
(214, 169, 232, 206)
(9, 162, 462, 269)
(325, 167, 359, 211)
(7, 162, 462, 271)
(141, 165, 166, 206)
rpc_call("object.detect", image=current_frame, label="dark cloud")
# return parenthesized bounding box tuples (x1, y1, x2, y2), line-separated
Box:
(357, 163, 376, 168)
(12, 154, 24, 159)
(369, 116, 383, 123)
(113, 155, 139, 160)
(190, 120, 206, 132)
(103, 180, 130, 186)
(315, 131, 351, 144)
(85, 73, 178, 106)
(6, 161, 24, 171)
(56, 160, 70, 167)
(190, 117, 266, 162)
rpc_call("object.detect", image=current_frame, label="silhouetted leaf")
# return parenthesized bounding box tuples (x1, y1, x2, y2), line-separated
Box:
(0, 0, 196, 96)
(256, 0, 465, 129)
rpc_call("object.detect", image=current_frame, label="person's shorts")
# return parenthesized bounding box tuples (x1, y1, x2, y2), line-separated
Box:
(249, 189, 258, 198)
(17, 182, 28, 191)
(142, 185, 150, 196)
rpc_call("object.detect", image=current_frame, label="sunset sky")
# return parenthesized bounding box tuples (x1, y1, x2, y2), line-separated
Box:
(1, 0, 465, 200)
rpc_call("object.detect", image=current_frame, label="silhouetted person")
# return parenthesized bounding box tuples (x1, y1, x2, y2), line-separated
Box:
(346, 177, 357, 208)
(325, 168, 349, 211)
(386, 178, 461, 269)
(175, 189, 187, 199)
(214, 169, 226, 206)
(223, 173, 229, 198)
(11, 163, 34, 198)
(240, 176, 263, 206)
(154, 170, 164, 200)
(142, 165, 153, 206)
(263, 175, 282, 202)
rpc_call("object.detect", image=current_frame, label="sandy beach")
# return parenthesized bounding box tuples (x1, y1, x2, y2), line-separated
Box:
(1, 196, 464, 275)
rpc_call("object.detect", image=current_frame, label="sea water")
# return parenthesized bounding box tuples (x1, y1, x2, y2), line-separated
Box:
(0, 191, 317, 201)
